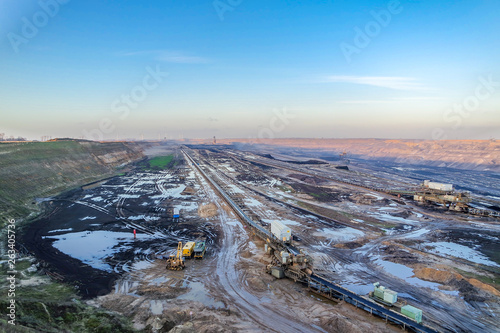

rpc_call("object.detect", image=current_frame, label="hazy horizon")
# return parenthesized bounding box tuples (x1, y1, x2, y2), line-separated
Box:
(1, 1, 499, 141)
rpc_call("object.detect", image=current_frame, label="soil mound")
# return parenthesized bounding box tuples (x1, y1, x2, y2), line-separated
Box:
(198, 203, 218, 218)
(413, 267, 461, 283)
(414, 266, 500, 298)
(469, 278, 500, 297)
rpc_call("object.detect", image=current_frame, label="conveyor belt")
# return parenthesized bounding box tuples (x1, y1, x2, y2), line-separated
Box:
(182, 148, 439, 333)
(309, 274, 438, 333)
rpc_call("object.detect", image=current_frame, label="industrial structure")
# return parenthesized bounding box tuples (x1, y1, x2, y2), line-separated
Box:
(371, 282, 398, 306)
(233, 152, 499, 218)
(413, 180, 470, 212)
(182, 148, 437, 333)
(270, 220, 292, 243)
(369, 283, 424, 323)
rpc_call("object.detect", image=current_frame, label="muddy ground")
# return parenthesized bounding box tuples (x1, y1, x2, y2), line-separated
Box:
(17, 145, 500, 332)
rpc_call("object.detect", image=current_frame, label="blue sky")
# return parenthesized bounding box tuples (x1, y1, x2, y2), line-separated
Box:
(1, 0, 499, 140)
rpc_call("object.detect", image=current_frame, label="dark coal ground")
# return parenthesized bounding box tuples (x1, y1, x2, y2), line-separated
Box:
(20, 171, 217, 299)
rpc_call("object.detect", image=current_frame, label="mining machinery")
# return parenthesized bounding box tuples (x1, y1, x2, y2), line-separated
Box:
(166, 241, 185, 270)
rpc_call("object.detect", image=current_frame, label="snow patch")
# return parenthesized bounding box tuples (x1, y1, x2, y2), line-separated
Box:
(314, 227, 364, 242)
(118, 194, 140, 199)
(79, 216, 97, 221)
(426, 242, 500, 267)
(48, 228, 73, 233)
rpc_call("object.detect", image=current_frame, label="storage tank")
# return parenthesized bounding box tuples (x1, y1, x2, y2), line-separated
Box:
(270, 220, 291, 243)
(401, 305, 423, 323)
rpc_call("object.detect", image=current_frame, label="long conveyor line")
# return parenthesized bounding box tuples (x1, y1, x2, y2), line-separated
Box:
(182, 148, 439, 333)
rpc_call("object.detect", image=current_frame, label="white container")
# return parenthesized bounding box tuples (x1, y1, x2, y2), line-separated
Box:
(270, 220, 291, 243)
(424, 180, 453, 192)
(383, 290, 398, 304)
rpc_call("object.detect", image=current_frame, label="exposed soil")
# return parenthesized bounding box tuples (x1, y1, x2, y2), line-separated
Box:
(414, 266, 500, 298)
(197, 203, 218, 218)
(380, 244, 421, 265)
(288, 181, 342, 202)
(14, 145, 500, 333)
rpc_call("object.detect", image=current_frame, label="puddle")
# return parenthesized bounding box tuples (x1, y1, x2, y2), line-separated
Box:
(178, 281, 224, 309)
(47, 231, 151, 272)
(151, 277, 170, 285)
(375, 259, 444, 290)
(403, 228, 430, 239)
(150, 300, 163, 315)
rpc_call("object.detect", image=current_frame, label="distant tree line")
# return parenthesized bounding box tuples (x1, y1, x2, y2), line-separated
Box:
(0, 133, 27, 141)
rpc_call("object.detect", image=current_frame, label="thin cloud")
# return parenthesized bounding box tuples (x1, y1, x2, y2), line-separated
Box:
(325, 75, 426, 91)
(392, 96, 443, 101)
(339, 100, 398, 104)
(339, 96, 443, 104)
(117, 50, 209, 64)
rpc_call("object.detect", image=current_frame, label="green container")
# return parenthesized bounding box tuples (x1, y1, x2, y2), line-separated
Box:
(401, 305, 422, 323)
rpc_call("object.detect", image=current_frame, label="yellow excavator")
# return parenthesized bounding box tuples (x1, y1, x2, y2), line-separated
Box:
(166, 241, 185, 270)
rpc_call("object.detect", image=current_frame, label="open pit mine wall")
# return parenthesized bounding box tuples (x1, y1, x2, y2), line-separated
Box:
(0, 140, 145, 221)
(211, 139, 500, 172)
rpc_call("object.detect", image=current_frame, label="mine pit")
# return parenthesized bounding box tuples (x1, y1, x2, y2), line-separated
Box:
(13, 145, 499, 332)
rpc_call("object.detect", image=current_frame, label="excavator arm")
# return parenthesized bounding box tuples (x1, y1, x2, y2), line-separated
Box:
(176, 241, 183, 260)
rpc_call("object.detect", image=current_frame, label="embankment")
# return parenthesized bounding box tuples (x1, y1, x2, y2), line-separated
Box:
(0, 140, 144, 222)
(210, 138, 500, 172)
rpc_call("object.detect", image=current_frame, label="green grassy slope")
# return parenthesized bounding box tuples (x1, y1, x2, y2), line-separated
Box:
(0, 140, 144, 222)
(148, 155, 174, 169)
